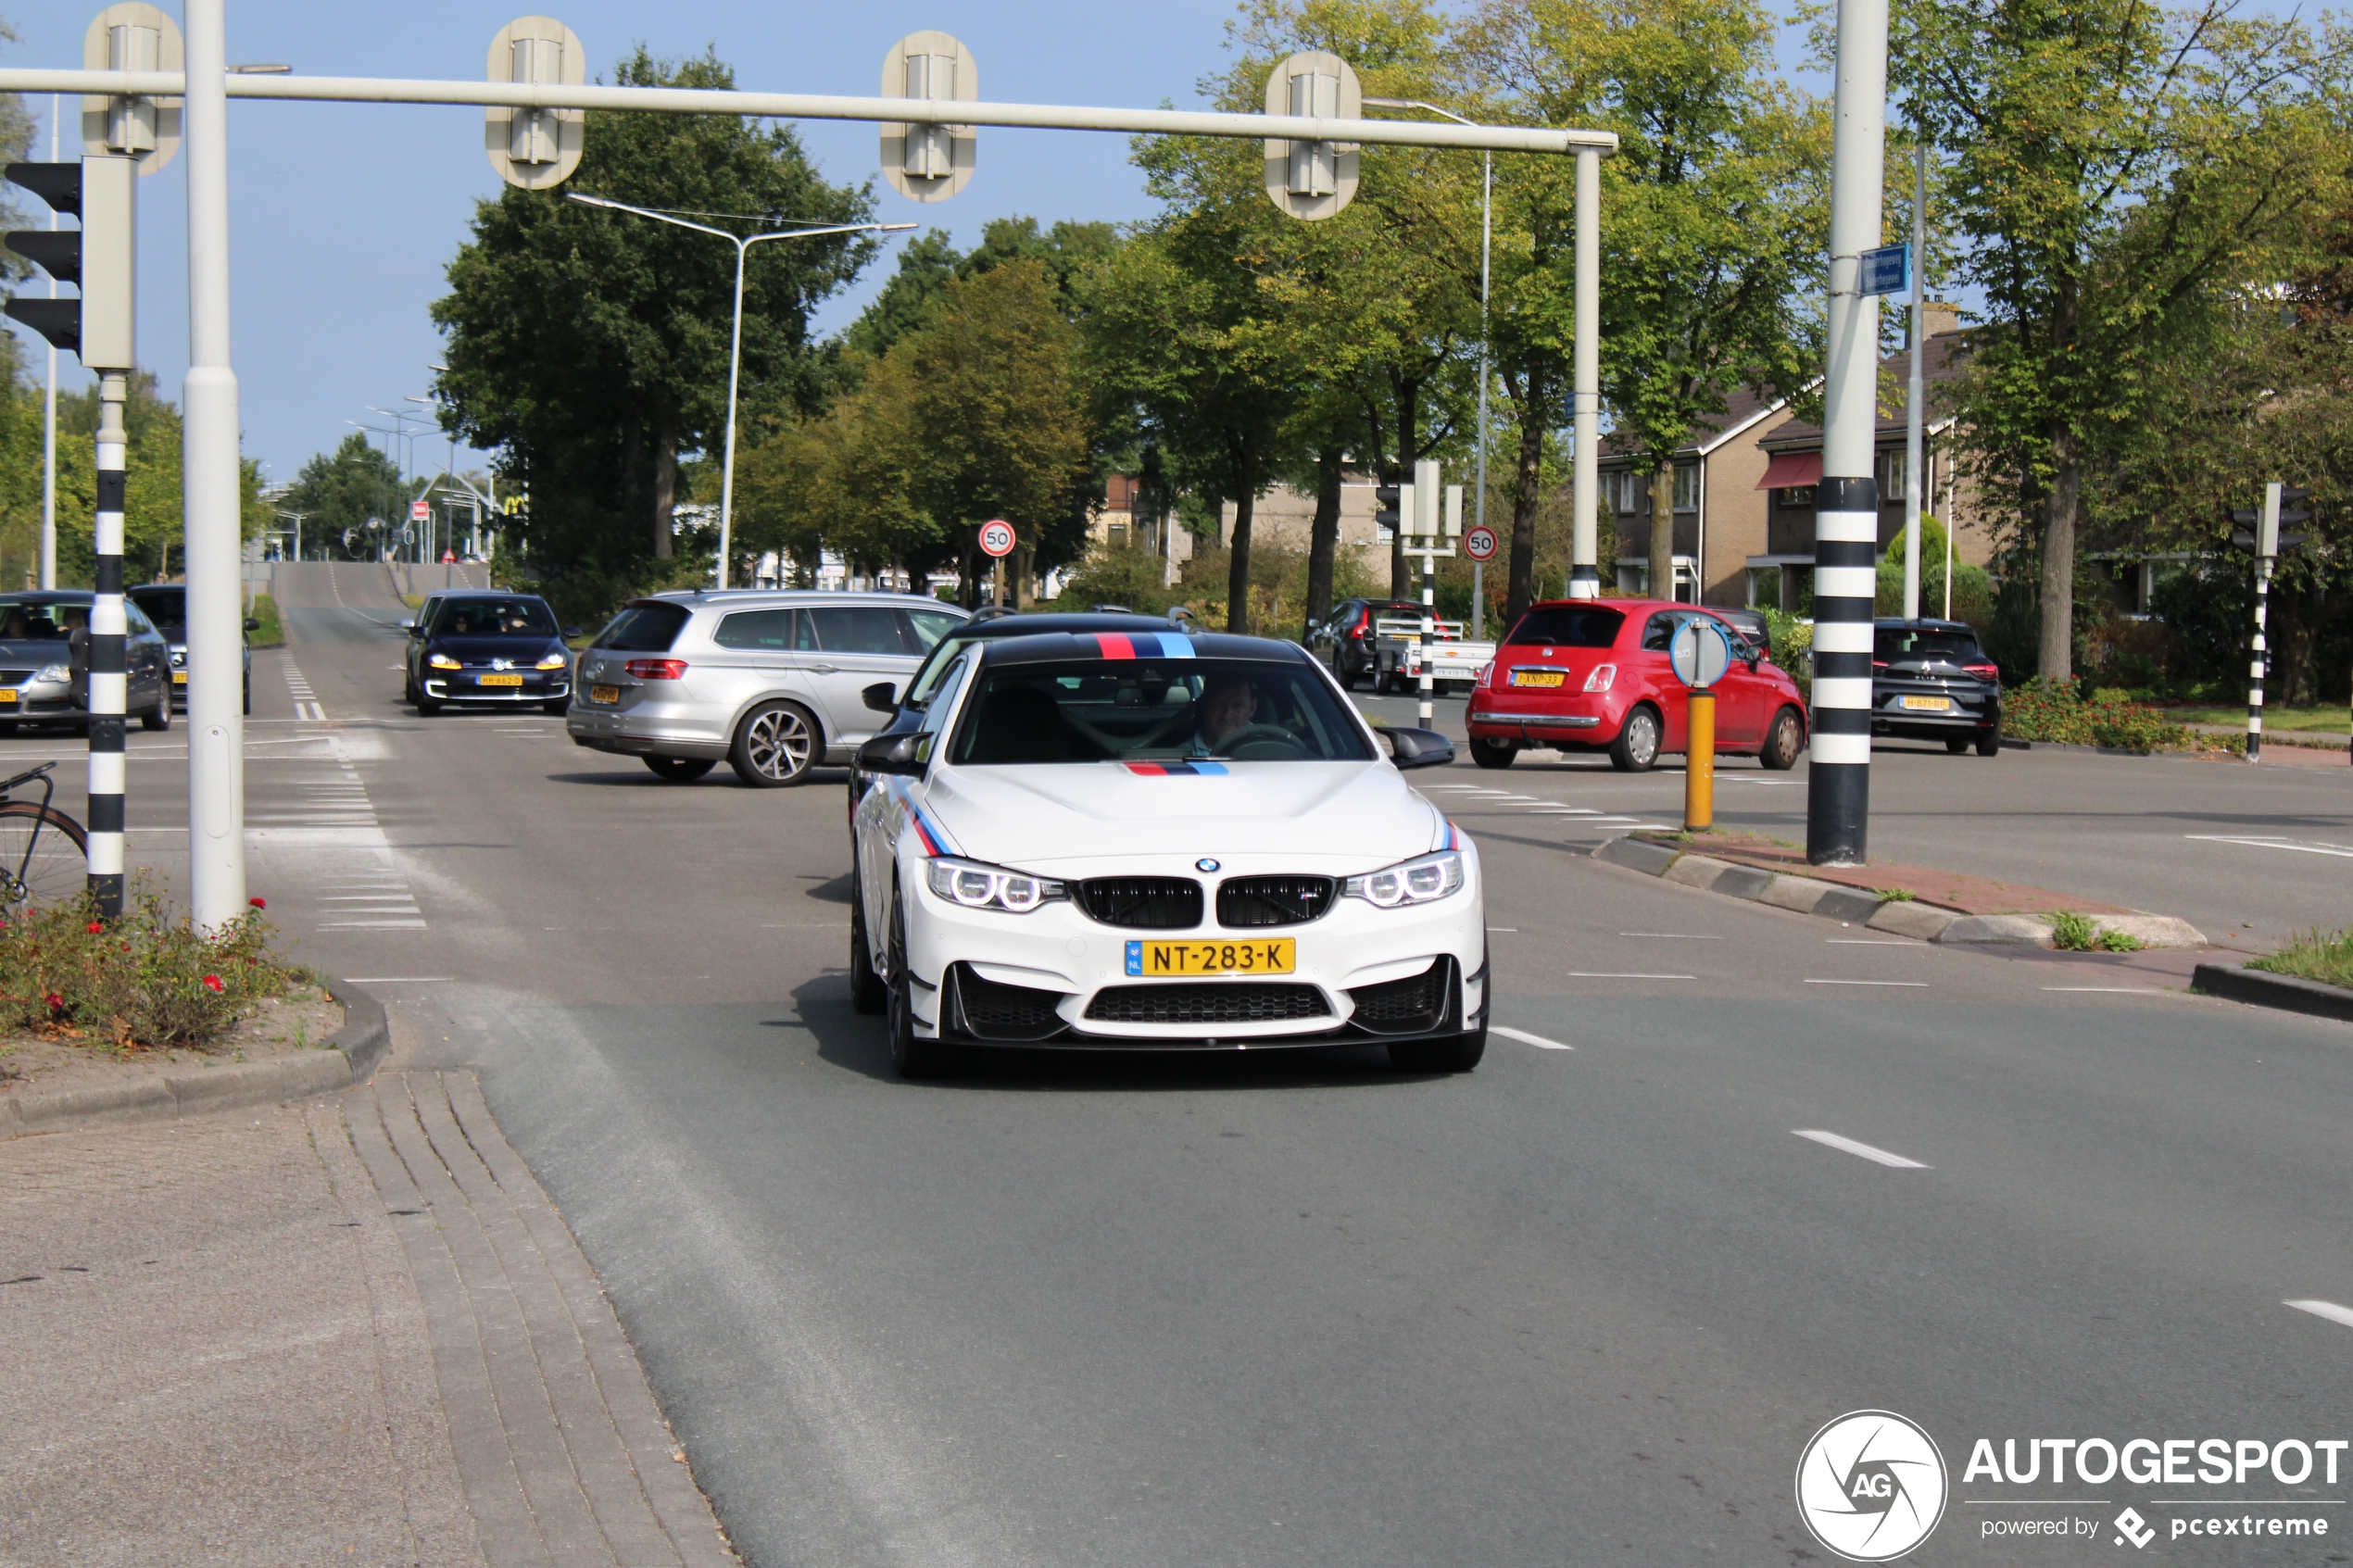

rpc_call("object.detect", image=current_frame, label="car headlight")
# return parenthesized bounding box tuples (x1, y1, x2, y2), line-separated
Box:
(427, 653, 460, 671)
(1343, 849, 1465, 909)
(925, 856, 1065, 913)
(535, 650, 569, 671)
(170, 648, 186, 667)
(32, 663, 68, 684)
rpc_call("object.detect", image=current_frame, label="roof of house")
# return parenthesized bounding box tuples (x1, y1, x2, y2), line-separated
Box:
(1598, 380, 1798, 462)
(1757, 333, 1968, 450)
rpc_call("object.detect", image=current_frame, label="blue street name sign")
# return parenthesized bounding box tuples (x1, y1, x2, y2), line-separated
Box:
(1858, 243, 1909, 297)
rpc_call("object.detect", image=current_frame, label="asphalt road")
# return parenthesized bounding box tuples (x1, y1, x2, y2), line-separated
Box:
(37, 563, 2353, 1566)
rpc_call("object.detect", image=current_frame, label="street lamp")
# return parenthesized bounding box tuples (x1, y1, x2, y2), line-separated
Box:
(1365, 97, 1492, 640)
(565, 193, 912, 586)
(274, 508, 306, 561)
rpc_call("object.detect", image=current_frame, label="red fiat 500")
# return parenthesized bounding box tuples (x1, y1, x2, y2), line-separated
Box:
(1465, 599, 1809, 772)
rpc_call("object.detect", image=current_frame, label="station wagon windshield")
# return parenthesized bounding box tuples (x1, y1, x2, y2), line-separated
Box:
(949, 659, 1375, 765)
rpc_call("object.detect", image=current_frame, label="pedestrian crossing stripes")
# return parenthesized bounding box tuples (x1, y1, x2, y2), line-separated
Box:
(251, 656, 427, 932)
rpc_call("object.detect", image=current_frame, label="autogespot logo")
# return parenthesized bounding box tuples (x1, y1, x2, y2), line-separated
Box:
(1796, 1411, 1950, 1562)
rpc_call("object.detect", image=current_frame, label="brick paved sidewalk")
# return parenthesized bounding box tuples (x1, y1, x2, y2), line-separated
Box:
(0, 1073, 735, 1568)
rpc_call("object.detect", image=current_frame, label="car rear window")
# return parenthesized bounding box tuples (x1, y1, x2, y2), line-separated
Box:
(807, 606, 910, 656)
(1876, 627, 1982, 661)
(903, 607, 963, 651)
(128, 586, 185, 630)
(433, 597, 558, 637)
(950, 659, 1374, 765)
(714, 608, 799, 649)
(1505, 607, 1624, 647)
(593, 602, 691, 652)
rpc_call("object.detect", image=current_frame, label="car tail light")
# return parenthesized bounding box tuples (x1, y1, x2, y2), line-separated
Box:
(1872, 659, 1890, 671)
(625, 659, 687, 680)
(1963, 662, 1998, 679)
(1475, 660, 1493, 688)
(1582, 664, 1616, 694)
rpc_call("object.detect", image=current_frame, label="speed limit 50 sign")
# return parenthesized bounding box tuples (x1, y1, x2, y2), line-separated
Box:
(978, 520, 1017, 558)
(1464, 524, 1498, 562)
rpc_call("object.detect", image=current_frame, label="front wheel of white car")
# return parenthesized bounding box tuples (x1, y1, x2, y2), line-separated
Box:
(1387, 1024, 1486, 1073)
(886, 890, 950, 1079)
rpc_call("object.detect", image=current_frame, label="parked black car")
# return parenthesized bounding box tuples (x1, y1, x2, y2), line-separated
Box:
(402, 590, 579, 714)
(0, 590, 172, 734)
(1308, 597, 1439, 690)
(847, 609, 1193, 821)
(1871, 618, 2002, 755)
(124, 583, 258, 716)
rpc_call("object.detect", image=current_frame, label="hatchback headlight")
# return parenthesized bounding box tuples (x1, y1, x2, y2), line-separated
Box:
(535, 650, 569, 671)
(1343, 849, 1465, 909)
(32, 663, 68, 684)
(428, 653, 461, 670)
(925, 856, 1065, 913)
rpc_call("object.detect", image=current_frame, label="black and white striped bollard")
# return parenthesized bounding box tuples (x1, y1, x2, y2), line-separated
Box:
(88, 371, 128, 917)
(2246, 556, 2268, 764)
(1806, 475, 1878, 864)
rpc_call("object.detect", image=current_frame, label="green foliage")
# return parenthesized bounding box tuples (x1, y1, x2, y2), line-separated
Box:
(2249, 928, 2353, 989)
(247, 593, 283, 646)
(0, 883, 304, 1048)
(2047, 909, 2098, 950)
(278, 433, 409, 560)
(2001, 675, 2196, 750)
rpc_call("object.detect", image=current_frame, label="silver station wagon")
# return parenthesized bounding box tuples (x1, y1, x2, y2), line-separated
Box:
(566, 590, 968, 787)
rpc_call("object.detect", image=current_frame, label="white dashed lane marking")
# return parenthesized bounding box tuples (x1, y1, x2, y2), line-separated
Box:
(2184, 834, 2353, 859)
(1805, 979, 1929, 987)
(2284, 1300, 2353, 1330)
(1794, 1130, 1931, 1169)
(1491, 1025, 1572, 1051)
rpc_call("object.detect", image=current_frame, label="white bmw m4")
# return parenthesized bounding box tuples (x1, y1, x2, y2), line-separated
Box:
(848, 627, 1486, 1077)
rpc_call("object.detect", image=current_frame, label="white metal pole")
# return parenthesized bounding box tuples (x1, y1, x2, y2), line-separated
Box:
(1806, 0, 1888, 867)
(1903, 138, 1925, 622)
(182, 0, 247, 927)
(39, 94, 58, 592)
(1473, 148, 1491, 641)
(1569, 145, 1601, 599)
(716, 234, 749, 590)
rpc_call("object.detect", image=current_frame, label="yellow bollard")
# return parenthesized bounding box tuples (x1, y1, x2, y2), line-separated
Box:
(1685, 689, 1716, 832)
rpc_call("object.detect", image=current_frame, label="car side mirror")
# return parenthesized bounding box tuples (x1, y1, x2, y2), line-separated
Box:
(242, 617, 260, 633)
(862, 681, 900, 715)
(1381, 727, 1456, 770)
(402, 620, 419, 634)
(562, 625, 582, 640)
(857, 731, 929, 776)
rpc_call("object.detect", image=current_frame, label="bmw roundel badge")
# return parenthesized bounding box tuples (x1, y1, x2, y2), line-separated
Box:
(1196, 858, 1220, 872)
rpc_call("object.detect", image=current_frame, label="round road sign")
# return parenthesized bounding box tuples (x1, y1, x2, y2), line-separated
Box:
(978, 520, 1017, 558)
(1464, 524, 1498, 562)
(1669, 617, 1733, 689)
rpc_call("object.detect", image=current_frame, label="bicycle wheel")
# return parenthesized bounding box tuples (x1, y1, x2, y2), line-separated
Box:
(0, 800, 91, 912)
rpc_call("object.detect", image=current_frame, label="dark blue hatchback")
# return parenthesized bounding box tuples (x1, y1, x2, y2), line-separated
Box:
(403, 591, 581, 714)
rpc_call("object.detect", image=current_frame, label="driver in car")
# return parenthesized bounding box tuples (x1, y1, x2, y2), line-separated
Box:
(1189, 675, 1263, 757)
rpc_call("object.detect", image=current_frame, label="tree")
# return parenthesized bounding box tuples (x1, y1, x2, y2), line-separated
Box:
(1897, 0, 2347, 678)
(278, 433, 409, 560)
(431, 45, 874, 596)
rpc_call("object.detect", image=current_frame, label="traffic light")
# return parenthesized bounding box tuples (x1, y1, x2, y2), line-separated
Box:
(1374, 483, 1402, 535)
(3, 157, 135, 369)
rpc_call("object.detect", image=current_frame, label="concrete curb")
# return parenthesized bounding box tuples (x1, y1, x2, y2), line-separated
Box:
(1590, 840, 2206, 949)
(2191, 964, 2353, 1024)
(0, 977, 387, 1140)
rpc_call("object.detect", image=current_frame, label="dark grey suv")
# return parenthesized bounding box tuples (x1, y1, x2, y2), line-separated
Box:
(1870, 619, 2002, 755)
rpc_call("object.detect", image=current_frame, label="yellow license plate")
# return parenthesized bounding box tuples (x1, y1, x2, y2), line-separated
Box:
(1126, 938, 1296, 977)
(590, 684, 621, 705)
(477, 673, 523, 687)
(0, 689, 16, 704)
(1511, 670, 1567, 688)
(1900, 695, 1952, 711)
(171, 671, 187, 684)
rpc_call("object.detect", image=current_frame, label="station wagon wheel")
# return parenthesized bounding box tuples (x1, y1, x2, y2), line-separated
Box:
(730, 700, 818, 788)
(1609, 705, 1662, 772)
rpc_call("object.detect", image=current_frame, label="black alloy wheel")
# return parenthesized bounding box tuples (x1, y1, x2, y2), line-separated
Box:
(886, 888, 949, 1078)
(1760, 706, 1805, 771)
(730, 700, 818, 788)
(1468, 735, 1516, 770)
(1609, 706, 1663, 772)
(140, 697, 170, 732)
(1388, 1023, 1487, 1073)
(849, 873, 887, 1015)
(642, 756, 716, 783)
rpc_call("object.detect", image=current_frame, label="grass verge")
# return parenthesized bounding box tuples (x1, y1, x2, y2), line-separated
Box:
(2247, 928, 2353, 989)
(246, 592, 283, 644)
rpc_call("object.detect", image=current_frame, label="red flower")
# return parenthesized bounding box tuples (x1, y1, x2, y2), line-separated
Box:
(202, 974, 225, 993)
(85, 921, 103, 935)
(44, 992, 63, 1010)
(249, 897, 266, 909)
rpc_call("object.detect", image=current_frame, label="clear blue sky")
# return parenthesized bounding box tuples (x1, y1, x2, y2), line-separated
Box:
(4, 1, 1245, 484)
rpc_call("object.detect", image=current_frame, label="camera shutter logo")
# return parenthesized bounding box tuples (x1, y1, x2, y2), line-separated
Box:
(1794, 1411, 1948, 1562)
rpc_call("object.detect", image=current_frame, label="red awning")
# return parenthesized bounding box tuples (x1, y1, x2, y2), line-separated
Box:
(1756, 451, 1822, 490)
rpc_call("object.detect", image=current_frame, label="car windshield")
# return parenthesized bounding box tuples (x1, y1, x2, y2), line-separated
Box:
(949, 659, 1376, 765)
(0, 597, 84, 638)
(127, 587, 185, 630)
(434, 598, 557, 637)
(1505, 607, 1624, 647)
(1876, 628, 1982, 662)
(591, 603, 690, 652)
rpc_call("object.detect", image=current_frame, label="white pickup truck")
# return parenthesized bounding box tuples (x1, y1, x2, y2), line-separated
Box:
(1374, 616, 1497, 695)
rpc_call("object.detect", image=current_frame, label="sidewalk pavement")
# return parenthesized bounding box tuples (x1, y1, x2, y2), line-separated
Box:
(1643, 830, 2141, 918)
(0, 1073, 736, 1568)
